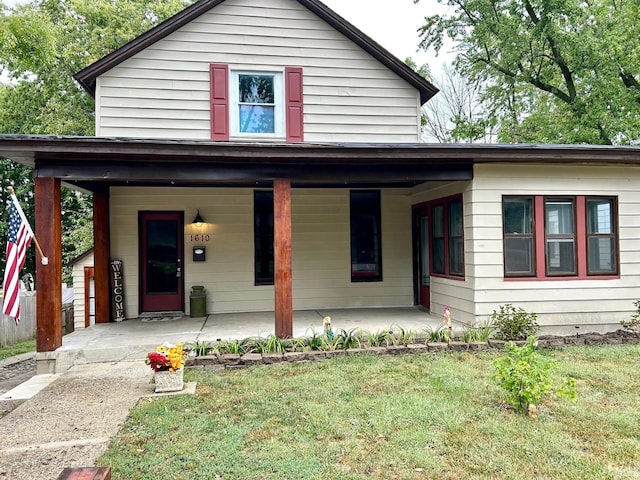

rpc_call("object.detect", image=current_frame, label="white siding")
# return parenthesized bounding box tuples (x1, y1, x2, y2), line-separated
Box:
(110, 186, 414, 316)
(469, 163, 640, 331)
(409, 181, 475, 324)
(96, 0, 422, 142)
(71, 253, 94, 330)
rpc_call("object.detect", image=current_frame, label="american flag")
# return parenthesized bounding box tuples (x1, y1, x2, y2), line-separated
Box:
(2, 198, 34, 324)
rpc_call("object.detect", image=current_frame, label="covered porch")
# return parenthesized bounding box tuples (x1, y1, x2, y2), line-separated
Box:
(0, 136, 475, 359)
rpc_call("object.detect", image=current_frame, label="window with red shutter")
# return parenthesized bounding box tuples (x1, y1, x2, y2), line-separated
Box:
(210, 64, 303, 142)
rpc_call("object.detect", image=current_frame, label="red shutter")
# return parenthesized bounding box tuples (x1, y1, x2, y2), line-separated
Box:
(210, 64, 229, 141)
(285, 67, 304, 142)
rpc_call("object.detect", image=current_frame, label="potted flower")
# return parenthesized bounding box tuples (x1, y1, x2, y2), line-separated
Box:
(146, 343, 186, 393)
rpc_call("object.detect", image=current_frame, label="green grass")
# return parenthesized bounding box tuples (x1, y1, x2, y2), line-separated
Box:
(99, 345, 640, 479)
(0, 339, 35, 360)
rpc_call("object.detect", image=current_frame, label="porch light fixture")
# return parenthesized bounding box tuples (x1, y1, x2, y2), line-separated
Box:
(192, 210, 205, 227)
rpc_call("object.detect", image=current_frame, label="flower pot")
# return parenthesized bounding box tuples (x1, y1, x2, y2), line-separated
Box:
(154, 368, 184, 393)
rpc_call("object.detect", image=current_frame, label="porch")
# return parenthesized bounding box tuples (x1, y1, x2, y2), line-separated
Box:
(37, 307, 443, 373)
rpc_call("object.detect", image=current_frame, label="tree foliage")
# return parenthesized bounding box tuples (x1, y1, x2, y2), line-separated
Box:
(416, 0, 640, 145)
(0, 0, 192, 282)
(408, 59, 497, 142)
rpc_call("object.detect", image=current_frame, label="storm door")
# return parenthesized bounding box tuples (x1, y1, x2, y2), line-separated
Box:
(139, 212, 184, 313)
(413, 206, 431, 309)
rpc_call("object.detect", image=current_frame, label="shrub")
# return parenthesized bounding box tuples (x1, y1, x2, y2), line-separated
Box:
(333, 328, 362, 349)
(425, 325, 451, 343)
(491, 304, 539, 340)
(493, 338, 576, 415)
(390, 325, 416, 346)
(365, 330, 393, 347)
(620, 300, 640, 332)
(461, 319, 495, 343)
(185, 340, 214, 356)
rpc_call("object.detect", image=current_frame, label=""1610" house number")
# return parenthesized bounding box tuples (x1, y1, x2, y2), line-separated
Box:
(190, 234, 211, 242)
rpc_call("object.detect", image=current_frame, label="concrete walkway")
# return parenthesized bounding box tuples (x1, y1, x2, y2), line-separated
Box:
(0, 361, 192, 480)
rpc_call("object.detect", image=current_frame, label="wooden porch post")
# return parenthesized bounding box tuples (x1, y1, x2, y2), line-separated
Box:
(273, 179, 293, 338)
(35, 177, 62, 352)
(93, 191, 110, 323)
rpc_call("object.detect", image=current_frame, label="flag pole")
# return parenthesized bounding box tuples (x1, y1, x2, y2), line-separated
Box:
(7, 186, 49, 265)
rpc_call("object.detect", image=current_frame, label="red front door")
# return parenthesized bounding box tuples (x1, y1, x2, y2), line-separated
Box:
(139, 212, 184, 313)
(414, 206, 430, 309)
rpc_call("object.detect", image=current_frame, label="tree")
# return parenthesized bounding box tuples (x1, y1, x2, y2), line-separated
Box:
(0, 0, 192, 283)
(408, 59, 497, 143)
(416, 0, 640, 145)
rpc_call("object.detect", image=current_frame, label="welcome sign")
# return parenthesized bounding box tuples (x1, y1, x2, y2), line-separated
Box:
(110, 260, 126, 322)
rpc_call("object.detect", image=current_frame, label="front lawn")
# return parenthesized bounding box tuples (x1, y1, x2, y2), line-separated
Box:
(100, 345, 640, 479)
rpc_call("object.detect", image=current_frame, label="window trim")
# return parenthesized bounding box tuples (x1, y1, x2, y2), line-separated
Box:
(502, 195, 619, 280)
(544, 197, 577, 276)
(254, 190, 274, 286)
(229, 70, 285, 139)
(503, 196, 536, 277)
(586, 197, 619, 276)
(210, 64, 304, 142)
(428, 194, 465, 280)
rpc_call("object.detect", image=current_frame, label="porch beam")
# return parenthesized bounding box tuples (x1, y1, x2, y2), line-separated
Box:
(35, 177, 62, 352)
(35, 163, 473, 184)
(93, 191, 110, 323)
(273, 179, 293, 338)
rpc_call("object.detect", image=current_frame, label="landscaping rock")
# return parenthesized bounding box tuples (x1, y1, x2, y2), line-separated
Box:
(488, 339, 507, 349)
(449, 341, 469, 352)
(240, 353, 263, 366)
(467, 341, 489, 351)
(284, 352, 307, 362)
(537, 336, 565, 348)
(365, 347, 388, 355)
(386, 345, 409, 355)
(306, 351, 326, 361)
(218, 354, 241, 366)
(426, 342, 448, 352)
(407, 344, 429, 353)
(324, 350, 347, 359)
(192, 355, 219, 366)
(581, 333, 605, 346)
(622, 336, 640, 344)
(345, 348, 368, 356)
(261, 353, 284, 364)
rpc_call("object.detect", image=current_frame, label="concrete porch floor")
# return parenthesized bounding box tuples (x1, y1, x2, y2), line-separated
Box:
(41, 307, 443, 373)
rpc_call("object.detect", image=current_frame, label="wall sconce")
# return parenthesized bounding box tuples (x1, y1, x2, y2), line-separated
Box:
(192, 210, 205, 227)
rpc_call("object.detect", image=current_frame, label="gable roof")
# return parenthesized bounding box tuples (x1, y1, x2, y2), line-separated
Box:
(73, 0, 438, 104)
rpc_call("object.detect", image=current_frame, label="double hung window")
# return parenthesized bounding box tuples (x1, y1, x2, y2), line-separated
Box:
(210, 64, 304, 142)
(431, 196, 464, 278)
(502, 196, 618, 279)
(231, 72, 283, 137)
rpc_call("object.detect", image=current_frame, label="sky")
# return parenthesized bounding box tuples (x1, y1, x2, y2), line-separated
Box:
(2, 0, 454, 78)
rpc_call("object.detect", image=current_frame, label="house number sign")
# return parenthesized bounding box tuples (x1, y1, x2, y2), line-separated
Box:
(190, 234, 211, 242)
(110, 260, 126, 322)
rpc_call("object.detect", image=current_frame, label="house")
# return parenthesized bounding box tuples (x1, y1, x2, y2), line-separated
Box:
(1, 0, 640, 358)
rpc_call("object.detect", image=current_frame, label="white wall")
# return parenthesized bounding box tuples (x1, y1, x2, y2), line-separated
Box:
(109, 186, 414, 317)
(96, 0, 422, 142)
(469, 163, 640, 332)
(410, 181, 475, 324)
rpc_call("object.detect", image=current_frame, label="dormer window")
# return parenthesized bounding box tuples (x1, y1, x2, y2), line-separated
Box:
(210, 64, 303, 142)
(231, 71, 284, 137)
